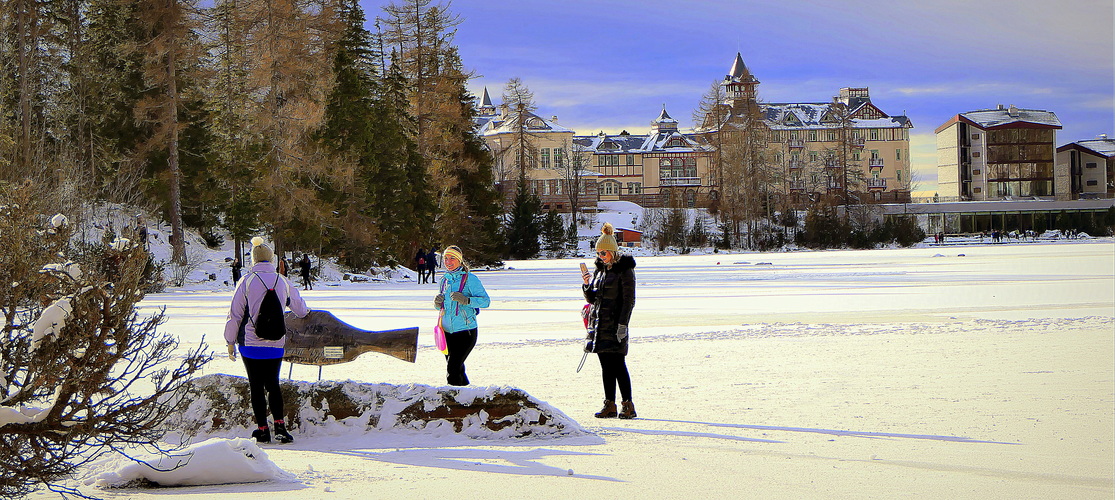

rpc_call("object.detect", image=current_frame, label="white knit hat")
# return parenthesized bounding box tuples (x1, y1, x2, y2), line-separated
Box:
(250, 236, 274, 264)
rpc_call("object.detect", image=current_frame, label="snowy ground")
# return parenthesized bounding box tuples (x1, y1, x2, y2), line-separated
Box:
(30, 236, 1115, 499)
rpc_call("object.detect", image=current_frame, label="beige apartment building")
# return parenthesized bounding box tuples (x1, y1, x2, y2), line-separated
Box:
(935, 105, 1062, 201)
(1056, 136, 1115, 200)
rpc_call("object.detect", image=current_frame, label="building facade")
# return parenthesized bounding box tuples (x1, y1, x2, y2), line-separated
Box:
(699, 53, 914, 208)
(935, 105, 1063, 201)
(1056, 136, 1115, 200)
(573, 108, 716, 208)
(476, 89, 599, 212)
(476, 52, 914, 212)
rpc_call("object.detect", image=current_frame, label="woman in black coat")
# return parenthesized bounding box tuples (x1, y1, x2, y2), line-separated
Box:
(582, 223, 637, 419)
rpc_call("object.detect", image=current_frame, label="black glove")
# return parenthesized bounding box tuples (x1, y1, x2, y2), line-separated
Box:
(617, 324, 629, 342)
(434, 294, 445, 309)
(450, 291, 469, 305)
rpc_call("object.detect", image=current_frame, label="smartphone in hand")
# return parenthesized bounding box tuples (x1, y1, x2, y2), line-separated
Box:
(580, 262, 590, 283)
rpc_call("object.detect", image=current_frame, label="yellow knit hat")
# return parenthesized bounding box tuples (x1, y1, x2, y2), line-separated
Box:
(595, 223, 619, 253)
(443, 245, 464, 264)
(250, 236, 274, 264)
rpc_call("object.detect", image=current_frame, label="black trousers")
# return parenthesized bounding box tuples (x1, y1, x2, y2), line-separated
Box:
(445, 328, 477, 386)
(242, 356, 285, 428)
(598, 352, 632, 401)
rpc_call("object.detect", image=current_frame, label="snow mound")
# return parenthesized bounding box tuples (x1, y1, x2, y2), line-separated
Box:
(86, 437, 293, 488)
(166, 375, 591, 443)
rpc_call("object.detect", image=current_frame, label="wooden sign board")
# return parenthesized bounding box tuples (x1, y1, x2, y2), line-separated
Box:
(282, 310, 419, 366)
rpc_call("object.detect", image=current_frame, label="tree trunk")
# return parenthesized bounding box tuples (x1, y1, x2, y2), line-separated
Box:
(167, 43, 185, 263)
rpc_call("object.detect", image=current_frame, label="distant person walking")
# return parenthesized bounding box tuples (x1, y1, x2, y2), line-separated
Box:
(432, 245, 490, 386)
(582, 223, 638, 419)
(425, 247, 439, 284)
(299, 254, 313, 291)
(224, 237, 310, 444)
(415, 248, 427, 284)
(231, 258, 243, 284)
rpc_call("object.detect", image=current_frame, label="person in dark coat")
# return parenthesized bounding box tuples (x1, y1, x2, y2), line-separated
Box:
(582, 222, 637, 419)
(231, 258, 243, 284)
(425, 247, 438, 283)
(415, 248, 427, 284)
(299, 254, 313, 290)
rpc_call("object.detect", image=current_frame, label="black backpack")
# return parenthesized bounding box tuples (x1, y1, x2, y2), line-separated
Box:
(251, 274, 287, 341)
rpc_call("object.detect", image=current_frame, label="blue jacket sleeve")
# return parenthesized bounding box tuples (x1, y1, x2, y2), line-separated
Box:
(465, 273, 491, 308)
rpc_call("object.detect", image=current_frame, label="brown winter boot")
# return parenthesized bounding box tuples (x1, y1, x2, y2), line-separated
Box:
(618, 400, 637, 419)
(594, 399, 617, 418)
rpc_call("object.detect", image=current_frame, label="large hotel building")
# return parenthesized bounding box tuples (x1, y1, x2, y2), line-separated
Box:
(477, 53, 914, 211)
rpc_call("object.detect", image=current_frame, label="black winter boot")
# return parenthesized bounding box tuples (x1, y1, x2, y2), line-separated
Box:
(618, 400, 637, 419)
(273, 421, 294, 444)
(251, 426, 271, 443)
(594, 400, 617, 418)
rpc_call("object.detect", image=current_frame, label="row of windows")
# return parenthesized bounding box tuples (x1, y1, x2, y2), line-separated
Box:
(597, 165, 642, 176)
(783, 149, 907, 165)
(598, 154, 636, 166)
(531, 179, 586, 196)
(778, 128, 909, 142)
(986, 129, 1054, 144)
(989, 180, 1054, 197)
(539, 147, 565, 169)
(599, 181, 643, 195)
(792, 149, 906, 163)
(985, 145, 1054, 163)
(791, 170, 904, 184)
(986, 162, 1054, 180)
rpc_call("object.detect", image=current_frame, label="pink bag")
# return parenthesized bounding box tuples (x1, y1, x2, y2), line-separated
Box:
(434, 312, 448, 355)
(434, 278, 449, 355)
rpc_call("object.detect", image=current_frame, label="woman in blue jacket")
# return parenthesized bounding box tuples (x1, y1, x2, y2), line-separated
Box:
(432, 245, 490, 386)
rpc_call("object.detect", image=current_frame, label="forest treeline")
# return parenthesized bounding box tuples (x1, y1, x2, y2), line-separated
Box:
(0, 0, 504, 268)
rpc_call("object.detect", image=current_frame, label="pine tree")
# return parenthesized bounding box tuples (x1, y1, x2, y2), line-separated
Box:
(376, 1, 501, 264)
(540, 209, 565, 257)
(134, 0, 207, 263)
(82, 0, 155, 204)
(505, 183, 541, 260)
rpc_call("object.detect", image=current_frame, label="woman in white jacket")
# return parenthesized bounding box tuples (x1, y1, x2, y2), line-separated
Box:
(223, 237, 310, 443)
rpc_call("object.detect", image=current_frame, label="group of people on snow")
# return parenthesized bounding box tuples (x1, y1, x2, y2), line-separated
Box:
(414, 247, 439, 284)
(231, 253, 315, 291)
(222, 223, 637, 444)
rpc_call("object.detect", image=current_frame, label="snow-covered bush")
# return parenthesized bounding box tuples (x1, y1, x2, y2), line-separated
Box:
(0, 182, 210, 498)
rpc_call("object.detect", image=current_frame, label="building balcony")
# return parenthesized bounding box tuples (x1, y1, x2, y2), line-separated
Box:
(851, 137, 866, 148)
(867, 178, 887, 190)
(868, 158, 885, 169)
(788, 159, 805, 170)
(788, 139, 805, 149)
(659, 177, 701, 187)
(824, 162, 843, 170)
(788, 180, 807, 191)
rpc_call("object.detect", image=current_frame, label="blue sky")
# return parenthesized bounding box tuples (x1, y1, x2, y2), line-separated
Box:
(363, 0, 1114, 193)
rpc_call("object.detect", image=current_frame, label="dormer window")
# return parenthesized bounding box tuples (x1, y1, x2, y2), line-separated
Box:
(527, 117, 546, 129)
(667, 138, 685, 148)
